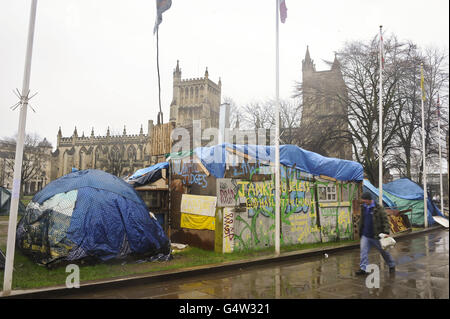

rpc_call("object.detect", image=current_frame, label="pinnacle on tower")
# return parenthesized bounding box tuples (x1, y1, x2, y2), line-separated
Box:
(305, 45, 311, 62)
(140, 124, 144, 135)
(73, 126, 78, 137)
(107, 126, 110, 137)
(205, 67, 209, 78)
(174, 59, 181, 78)
(58, 126, 62, 137)
(331, 52, 341, 71)
(302, 45, 315, 72)
(123, 125, 127, 136)
(91, 127, 94, 137)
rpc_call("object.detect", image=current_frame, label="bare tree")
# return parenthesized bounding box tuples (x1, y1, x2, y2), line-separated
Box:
(325, 35, 420, 185)
(240, 100, 275, 130)
(414, 47, 449, 185)
(1, 133, 52, 195)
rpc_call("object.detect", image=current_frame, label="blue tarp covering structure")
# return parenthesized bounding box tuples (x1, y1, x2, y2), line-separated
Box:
(383, 178, 432, 200)
(193, 143, 364, 181)
(126, 162, 169, 186)
(128, 162, 169, 181)
(16, 169, 171, 266)
(362, 179, 397, 208)
(382, 177, 446, 226)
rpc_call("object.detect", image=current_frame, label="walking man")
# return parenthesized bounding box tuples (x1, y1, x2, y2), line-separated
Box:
(356, 192, 396, 275)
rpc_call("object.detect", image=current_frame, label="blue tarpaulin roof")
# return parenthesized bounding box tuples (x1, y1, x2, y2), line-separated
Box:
(383, 178, 429, 200)
(193, 143, 364, 181)
(127, 162, 169, 181)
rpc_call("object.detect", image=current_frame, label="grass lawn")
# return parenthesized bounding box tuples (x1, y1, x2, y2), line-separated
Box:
(2, 202, 359, 292)
(0, 238, 357, 291)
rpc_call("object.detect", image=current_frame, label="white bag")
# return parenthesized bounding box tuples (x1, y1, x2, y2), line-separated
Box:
(379, 233, 396, 250)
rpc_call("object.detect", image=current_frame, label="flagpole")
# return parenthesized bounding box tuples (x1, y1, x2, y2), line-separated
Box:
(437, 96, 444, 213)
(421, 63, 428, 228)
(274, 0, 281, 256)
(378, 25, 383, 207)
(2, 0, 38, 295)
(156, 28, 163, 124)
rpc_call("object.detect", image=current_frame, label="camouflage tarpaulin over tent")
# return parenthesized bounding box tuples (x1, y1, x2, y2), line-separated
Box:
(16, 169, 171, 266)
(0, 186, 27, 216)
(383, 178, 446, 227)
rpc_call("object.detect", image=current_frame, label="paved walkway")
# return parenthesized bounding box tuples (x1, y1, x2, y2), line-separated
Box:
(57, 229, 448, 299)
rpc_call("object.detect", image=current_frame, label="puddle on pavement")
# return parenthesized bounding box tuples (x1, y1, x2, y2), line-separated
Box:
(58, 230, 449, 299)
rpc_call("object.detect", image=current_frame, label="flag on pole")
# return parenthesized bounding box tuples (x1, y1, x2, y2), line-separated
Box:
(280, 0, 287, 23)
(153, 0, 172, 34)
(420, 64, 426, 101)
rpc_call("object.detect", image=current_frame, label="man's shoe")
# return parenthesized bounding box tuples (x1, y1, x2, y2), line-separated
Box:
(355, 269, 368, 276)
(389, 267, 396, 273)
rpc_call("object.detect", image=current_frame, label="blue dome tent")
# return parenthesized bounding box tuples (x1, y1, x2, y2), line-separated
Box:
(16, 169, 171, 266)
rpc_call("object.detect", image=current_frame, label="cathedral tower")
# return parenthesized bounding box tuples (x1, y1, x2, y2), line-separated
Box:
(169, 60, 221, 129)
(300, 47, 352, 160)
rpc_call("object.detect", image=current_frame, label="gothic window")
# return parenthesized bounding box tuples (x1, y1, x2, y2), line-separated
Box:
(138, 145, 144, 160)
(94, 146, 102, 169)
(79, 147, 89, 170)
(127, 145, 137, 162)
(108, 146, 124, 176)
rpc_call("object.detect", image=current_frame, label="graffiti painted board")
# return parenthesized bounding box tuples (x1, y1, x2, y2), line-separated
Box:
(319, 202, 353, 242)
(217, 178, 239, 207)
(222, 207, 235, 253)
(385, 209, 412, 234)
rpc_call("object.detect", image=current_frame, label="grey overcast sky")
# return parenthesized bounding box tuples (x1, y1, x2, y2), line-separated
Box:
(0, 0, 449, 149)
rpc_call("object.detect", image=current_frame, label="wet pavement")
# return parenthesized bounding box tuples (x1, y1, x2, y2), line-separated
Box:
(58, 229, 449, 299)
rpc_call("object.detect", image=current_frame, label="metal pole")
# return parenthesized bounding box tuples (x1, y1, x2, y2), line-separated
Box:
(378, 25, 383, 207)
(274, 0, 281, 256)
(437, 97, 444, 213)
(421, 63, 428, 228)
(2, 0, 38, 295)
(156, 28, 163, 124)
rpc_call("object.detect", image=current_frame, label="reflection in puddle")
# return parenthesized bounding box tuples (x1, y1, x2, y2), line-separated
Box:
(63, 230, 448, 299)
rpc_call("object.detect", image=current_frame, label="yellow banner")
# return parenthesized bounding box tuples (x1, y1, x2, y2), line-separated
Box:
(421, 64, 425, 101)
(181, 213, 216, 231)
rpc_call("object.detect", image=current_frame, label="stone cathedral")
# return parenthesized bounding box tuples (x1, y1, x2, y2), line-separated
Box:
(300, 46, 352, 160)
(51, 60, 222, 180)
(50, 51, 352, 181)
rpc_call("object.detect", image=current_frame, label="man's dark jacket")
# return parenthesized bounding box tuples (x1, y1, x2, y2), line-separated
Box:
(358, 202, 391, 239)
